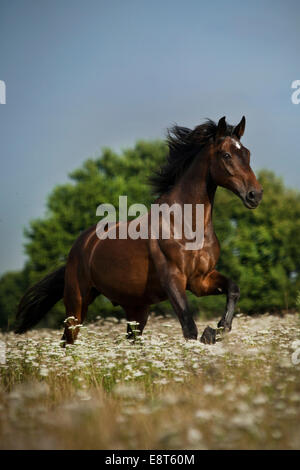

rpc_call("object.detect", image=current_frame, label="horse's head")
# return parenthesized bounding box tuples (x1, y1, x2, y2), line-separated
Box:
(209, 116, 263, 209)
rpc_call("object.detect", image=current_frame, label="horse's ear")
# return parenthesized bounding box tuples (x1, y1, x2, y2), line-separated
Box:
(233, 116, 246, 139)
(216, 116, 227, 140)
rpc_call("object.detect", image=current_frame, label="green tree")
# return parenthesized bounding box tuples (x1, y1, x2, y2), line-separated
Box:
(0, 269, 29, 329)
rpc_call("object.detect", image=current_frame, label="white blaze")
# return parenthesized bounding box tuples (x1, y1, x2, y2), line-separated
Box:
(232, 139, 241, 149)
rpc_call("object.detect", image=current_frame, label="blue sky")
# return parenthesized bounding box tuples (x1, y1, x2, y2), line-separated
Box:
(0, 0, 299, 274)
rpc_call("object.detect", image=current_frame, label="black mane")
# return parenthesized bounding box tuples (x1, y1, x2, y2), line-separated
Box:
(150, 119, 234, 195)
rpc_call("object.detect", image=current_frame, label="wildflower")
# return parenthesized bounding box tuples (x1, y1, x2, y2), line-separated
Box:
(252, 394, 268, 405)
(195, 410, 212, 421)
(272, 430, 282, 440)
(39, 367, 49, 377)
(187, 428, 202, 445)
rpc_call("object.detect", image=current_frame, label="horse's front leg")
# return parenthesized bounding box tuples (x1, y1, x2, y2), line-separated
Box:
(165, 272, 198, 340)
(150, 240, 197, 340)
(189, 270, 240, 344)
(217, 278, 240, 333)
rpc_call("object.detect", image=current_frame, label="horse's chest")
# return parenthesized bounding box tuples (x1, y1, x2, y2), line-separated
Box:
(191, 233, 220, 276)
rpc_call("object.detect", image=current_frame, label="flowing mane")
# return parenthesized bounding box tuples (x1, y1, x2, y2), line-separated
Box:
(150, 119, 234, 195)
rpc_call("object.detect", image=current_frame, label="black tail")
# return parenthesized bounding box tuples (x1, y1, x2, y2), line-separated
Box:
(14, 266, 65, 334)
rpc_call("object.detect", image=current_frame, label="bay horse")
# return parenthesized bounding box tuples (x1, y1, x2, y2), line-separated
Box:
(15, 116, 263, 345)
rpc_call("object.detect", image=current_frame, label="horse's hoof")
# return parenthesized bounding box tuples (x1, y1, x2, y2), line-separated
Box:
(183, 324, 198, 340)
(217, 319, 231, 332)
(200, 326, 216, 345)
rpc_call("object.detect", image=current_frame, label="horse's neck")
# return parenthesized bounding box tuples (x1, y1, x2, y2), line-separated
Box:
(163, 155, 216, 228)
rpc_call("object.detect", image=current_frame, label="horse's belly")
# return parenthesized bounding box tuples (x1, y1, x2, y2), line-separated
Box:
(90, 237, 164, 305)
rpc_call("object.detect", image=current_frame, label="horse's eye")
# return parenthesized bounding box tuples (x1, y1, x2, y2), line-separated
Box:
(223, 153, 231, 159)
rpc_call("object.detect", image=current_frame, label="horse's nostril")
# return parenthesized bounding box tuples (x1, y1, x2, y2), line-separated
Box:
(248, 191, 255, 200)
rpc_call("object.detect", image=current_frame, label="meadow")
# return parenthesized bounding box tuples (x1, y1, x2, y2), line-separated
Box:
(0, 312, 299, 450)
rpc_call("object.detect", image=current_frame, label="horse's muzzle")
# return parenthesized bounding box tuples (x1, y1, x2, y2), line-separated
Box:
(244, 188, 263, 209)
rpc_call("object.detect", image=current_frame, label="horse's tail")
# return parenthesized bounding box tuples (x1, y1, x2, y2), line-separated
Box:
(14, 266, 66, 334)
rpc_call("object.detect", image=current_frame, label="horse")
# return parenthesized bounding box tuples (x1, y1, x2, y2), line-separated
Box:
(15, 116, 263, 345)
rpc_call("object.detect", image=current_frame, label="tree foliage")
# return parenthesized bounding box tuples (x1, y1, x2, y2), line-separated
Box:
(1, 140, 299, 329)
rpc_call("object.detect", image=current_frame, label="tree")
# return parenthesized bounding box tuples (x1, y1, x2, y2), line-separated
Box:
(0, 269, 29, 329)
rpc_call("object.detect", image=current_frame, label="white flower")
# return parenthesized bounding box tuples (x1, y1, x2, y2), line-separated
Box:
(39, 367, 49, 377)
(187, 428, 202, 444)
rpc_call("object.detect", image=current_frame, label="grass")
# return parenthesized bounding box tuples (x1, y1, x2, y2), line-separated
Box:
(0, 312, 299, 449)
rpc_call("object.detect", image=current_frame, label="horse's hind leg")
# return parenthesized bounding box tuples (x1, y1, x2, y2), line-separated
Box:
(62, 283, 100, 346)
(61, 283, 82, 346)
(61, 259, 94, 345)
(124, 306, 149, 340)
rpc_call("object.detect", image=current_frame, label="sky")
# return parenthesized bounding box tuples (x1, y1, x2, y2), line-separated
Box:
(0, 0, 300, 274)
